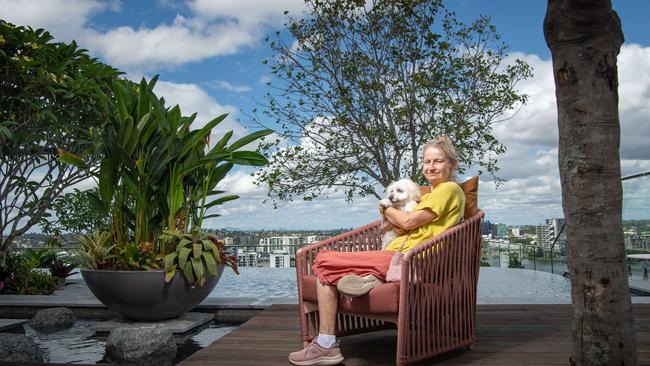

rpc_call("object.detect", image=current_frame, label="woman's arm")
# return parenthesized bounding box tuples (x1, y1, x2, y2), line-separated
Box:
(383, 206, 437, 231)
(380, 219, 407, 236)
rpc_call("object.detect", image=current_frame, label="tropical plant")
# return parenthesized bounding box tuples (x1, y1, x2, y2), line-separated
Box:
(0, 21, 121, 269)
(0, 252, 59, 295)
(117, 241, 161, 271)
(162, 233, 221, 287)
(22, 248, 57, 269)
(40, 188, 108, 236)
(62, 76, 271, 284)
(49, 259, 78, 280)
(74, 230, 116, 270)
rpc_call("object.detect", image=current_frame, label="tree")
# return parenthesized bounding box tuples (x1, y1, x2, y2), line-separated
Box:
(507, 252, 523, 269)
(544, 1, 636, 364)
(0, 21, 121, 268)
(250, 0, 531, 203)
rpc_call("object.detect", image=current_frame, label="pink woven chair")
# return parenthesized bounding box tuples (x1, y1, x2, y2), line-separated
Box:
(295, 209, 485, 365)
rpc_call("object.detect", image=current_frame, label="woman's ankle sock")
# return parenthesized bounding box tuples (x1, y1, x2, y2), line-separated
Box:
(316, 333, 336, 348)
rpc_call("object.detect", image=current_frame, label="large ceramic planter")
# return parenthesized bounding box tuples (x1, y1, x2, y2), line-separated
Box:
(81, 267, 224, 321)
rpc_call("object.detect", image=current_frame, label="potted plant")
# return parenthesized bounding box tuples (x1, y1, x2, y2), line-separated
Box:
(61, 77, 270, 320)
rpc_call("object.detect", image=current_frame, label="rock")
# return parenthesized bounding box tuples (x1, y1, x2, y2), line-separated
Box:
(105, 325, 177, 366)
(28, 307, 76, 332)
(0, 333, 44, 363)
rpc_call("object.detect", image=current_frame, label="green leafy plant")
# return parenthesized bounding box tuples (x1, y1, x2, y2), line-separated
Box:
(0, 253, 58, 295)
(0, 20, 121, 270)
(74, 230, 116, 269)
(508, 253, 524, 269)
(22, 248, 57, 268)
(162, 233, 239, 287)
(60, 76, 271, 285)
(117, 241, 161, 271)
(480, 256, 491, 267)
(162, 233, 219, 287)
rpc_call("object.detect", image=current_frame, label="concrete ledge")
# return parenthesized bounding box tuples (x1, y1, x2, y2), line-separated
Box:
(0, 318, 27, 333)
(95, 312, 214, 344)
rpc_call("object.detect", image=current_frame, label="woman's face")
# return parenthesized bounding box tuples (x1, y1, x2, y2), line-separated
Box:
(422, 146, 454, 186)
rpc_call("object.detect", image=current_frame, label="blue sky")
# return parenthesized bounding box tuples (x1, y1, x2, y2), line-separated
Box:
(2, 0, 649, 230)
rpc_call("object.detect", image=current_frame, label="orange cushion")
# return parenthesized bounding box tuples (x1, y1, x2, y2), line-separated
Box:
(301, 275, 400, 314)
(419, 176, 478, 219)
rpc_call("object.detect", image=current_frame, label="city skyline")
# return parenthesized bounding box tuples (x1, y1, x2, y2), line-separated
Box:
(1, 0, 649, 230)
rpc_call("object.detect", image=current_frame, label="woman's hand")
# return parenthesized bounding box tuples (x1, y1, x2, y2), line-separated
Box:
(381, 219, 407, 235)
(384, 206, 437, 231)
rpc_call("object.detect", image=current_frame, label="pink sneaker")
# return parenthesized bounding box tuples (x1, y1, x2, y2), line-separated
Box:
(288, 339, 344, 365)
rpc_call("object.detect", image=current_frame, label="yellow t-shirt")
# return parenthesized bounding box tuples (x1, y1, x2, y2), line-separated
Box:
(384, 181, 465, 253)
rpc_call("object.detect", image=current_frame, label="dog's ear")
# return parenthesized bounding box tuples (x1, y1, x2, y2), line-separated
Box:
(407, 180, 422, 201)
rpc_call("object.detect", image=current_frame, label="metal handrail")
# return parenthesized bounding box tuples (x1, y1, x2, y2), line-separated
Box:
(548, 170, 650, 274)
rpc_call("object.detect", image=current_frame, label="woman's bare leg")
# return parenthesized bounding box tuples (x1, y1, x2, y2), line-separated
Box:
(316, 280, 338, 335)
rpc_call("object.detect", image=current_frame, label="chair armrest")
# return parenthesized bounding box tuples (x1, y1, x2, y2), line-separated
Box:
(296, 220, 382, 276)
(400, 210, 485, 284)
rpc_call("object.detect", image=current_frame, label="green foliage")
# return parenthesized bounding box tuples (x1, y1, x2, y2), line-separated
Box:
(40, 188, 109, 235)
(162, 233, 239, 287)
(22, 248, 57, 268)
(251, 0, 532, 203)
(162, 232, 221, 287)
(508, 252, 524, 269)
(0, 20, 122, 266)
(74, 231, 116, 269)
(0, 253, 59, 295)
(117, 241, 161, 271)
(63, 77, 272, 247)
(61, 77, 270, 283)
(480, 256, 491, 267)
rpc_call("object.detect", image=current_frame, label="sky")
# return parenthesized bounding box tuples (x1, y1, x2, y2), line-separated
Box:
(1, 0, 649, 230)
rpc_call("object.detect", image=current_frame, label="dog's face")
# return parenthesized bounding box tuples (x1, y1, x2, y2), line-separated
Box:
(385, 179, 421, 207)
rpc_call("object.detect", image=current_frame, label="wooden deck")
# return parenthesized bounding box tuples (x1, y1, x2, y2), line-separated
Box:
(179, 304, 650, 366)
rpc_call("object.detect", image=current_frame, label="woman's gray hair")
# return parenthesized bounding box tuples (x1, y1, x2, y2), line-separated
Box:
(422, 135, 459, 167)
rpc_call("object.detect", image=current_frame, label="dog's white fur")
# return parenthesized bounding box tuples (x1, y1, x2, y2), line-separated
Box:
(380, 178, 422, 249)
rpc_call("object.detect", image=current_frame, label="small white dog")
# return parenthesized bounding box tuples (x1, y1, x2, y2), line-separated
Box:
(379, 178, 422, 248)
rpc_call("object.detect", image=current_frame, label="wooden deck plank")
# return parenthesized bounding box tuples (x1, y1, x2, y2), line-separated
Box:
(178, 304, 650, 366)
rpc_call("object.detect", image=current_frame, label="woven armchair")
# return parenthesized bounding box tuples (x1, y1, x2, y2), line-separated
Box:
(295, 209, 485, 365)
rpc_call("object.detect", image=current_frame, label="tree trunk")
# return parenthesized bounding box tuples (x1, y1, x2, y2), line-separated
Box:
(544, 1, 636, 365)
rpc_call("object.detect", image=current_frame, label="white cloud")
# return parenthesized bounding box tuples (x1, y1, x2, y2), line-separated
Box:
(187, 0, 306, 25)
(0, 0, 306, 73)
(259, 75, 272, 85)
(208, 80, 251, 93)
(476, 44, 650, 225)
(0, 0, 108, 40)
(85, 16, 256, 71)
(153, 80, 245, 136)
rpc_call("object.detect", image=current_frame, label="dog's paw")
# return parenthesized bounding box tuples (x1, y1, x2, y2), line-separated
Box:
(379, 198, 391, 208)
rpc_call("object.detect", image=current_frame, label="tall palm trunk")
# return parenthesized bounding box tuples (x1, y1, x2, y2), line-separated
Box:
(544, 1, 636, 364)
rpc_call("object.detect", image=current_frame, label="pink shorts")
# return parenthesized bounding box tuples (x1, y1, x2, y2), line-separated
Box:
(312, 250, 395, 285)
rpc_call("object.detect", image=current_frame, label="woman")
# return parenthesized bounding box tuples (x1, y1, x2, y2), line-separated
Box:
(288, 136, 466, 366)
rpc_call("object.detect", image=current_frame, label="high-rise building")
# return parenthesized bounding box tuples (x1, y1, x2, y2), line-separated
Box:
(491, 223, 508, 238)
(536, 218, 566, 250)
(236, 249, 257, 267)
(258, 236, 301, 255)
(270, 250, 291, 268)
